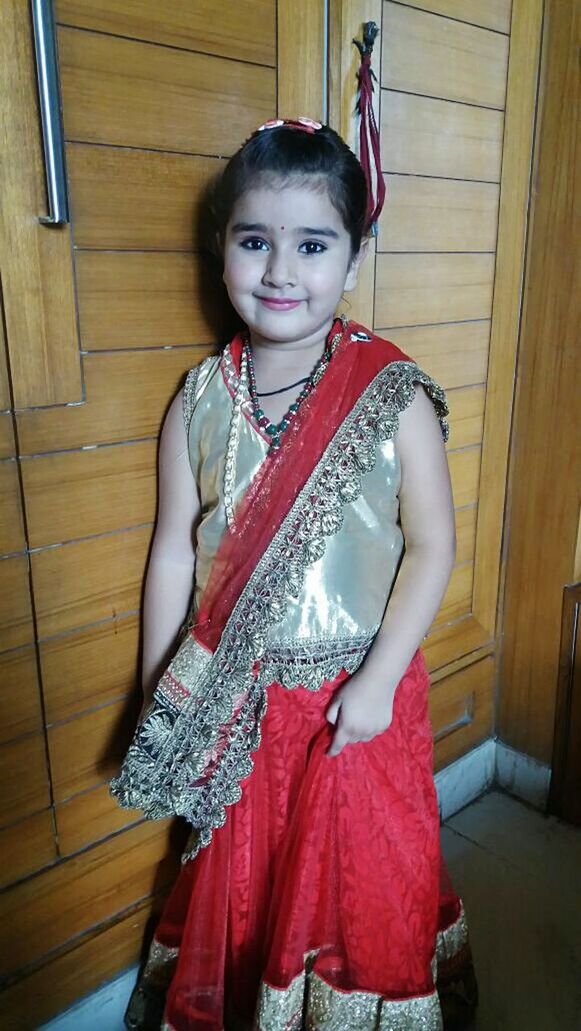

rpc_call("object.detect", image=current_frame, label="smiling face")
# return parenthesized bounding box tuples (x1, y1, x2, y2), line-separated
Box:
(222, 179, 363, 350)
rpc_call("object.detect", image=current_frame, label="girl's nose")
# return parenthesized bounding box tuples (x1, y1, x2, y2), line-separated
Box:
(262, 248, 297, 288)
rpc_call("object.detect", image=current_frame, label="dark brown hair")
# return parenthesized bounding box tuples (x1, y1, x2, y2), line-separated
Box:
(209, 123, 369, 257)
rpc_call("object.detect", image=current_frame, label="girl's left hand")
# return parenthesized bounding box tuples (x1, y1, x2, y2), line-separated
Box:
(326, 672, 396, 757)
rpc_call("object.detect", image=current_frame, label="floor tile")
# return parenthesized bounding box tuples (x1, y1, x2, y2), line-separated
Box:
(441, 791, 581, 1030)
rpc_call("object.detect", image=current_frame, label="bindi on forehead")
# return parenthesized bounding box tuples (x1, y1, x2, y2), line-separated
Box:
(280, 226, 285, 230)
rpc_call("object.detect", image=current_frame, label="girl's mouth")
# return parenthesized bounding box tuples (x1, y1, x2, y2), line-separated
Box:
(257, 297, 303, 311)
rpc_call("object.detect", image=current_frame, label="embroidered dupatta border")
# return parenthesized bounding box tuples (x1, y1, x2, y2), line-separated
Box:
(130, 904, 468, 1030)
(110, 361, 449, 859)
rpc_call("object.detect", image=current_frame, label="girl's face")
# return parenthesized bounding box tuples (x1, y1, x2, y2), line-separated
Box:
(222, 181, 362, 349)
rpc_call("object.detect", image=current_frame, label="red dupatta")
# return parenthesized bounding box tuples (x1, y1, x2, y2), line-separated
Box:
(193, 317, 412, 655)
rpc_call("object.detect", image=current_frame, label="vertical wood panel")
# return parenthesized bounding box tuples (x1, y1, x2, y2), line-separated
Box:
(277, 0, 325, 119)
(0, 734, 51, 824)
(499, 0, 580, 761)
(0, 5, 81, 407)
(472, 0, 544, 637)
(0, 647, 43, 744)
(0, 556, 34, 651)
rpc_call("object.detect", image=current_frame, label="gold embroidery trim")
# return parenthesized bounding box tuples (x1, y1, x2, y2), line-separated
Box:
(111, 362, 449, 860)
(256, 970, 443, 1031)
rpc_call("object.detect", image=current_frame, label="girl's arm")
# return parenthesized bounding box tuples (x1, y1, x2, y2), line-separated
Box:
(140, 388, 201, 714)
(327, 384, 456, 756)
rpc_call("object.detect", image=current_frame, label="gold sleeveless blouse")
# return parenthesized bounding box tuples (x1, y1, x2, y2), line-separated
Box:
(183, 339, 445, 690)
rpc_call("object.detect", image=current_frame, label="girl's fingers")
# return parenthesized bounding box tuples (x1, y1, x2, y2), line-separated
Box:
(325, 696, 342, 725)
(327, 724, 351, 757)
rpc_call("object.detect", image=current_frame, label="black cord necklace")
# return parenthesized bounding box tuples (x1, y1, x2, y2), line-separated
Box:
(256, 376, 310, 398)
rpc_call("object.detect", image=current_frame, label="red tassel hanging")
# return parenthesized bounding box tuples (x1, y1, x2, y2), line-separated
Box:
(353, 22, 386, 235)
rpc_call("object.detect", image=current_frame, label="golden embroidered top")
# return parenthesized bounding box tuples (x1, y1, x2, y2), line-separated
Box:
(183, 335, 445, 690)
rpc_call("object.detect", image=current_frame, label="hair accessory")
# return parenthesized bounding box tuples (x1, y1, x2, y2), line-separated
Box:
(256, 116, 323, 134)
(353, 22, 386, 235)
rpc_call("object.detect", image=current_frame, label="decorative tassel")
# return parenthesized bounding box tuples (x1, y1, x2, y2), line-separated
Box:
(353, 21, 386, 235)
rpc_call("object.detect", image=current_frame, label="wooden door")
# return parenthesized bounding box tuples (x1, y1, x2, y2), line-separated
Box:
(329, 0, 544, 769)
(0, 2, 324, 1025)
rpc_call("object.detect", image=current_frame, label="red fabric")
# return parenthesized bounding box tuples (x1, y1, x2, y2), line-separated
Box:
(155, 651, 462, 1029)
(356, 51, 386, 229)
(194, 320, 411, 654)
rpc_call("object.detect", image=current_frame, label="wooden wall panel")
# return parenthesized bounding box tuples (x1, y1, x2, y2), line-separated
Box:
(277, 0, 325, 119)
(446, 386, 486, 451)
(76, 252, 229, 349)
(434, 563, 473, 626)
(400, 0, 512, 34)
(0, 647, 43, 744)
(40, 615, 139, 723)
(471, 0, 545, 635)
(382, 3, 509, 109)
(0, 416, 15, 460)
(67, 144, 223, 251)
(0, 557, 34, 652)
(381, 92, 504, 181)
(0, 460, 26, 554)
(0, 734, 51, 825)
(22, 441, 157, 548)
(432, 657, 495, 770)
(449, 448, 481, 509)
(0, 319, 11, 410)
(56, 0, 277, 65)
(378, 177, 499, 252)
(0, 898, 165, 1030)
(0, 5, 81, 408)
(58, 28, 275, 156)
(455, 506, 477, 565)
(48, 697, 137, 802)
(387, 322, 489, 390)
(31, 527, 150, 639)
(17, 346, 213, 455)
(375, 253, 495, 327)
(0, 810, 57, 889)
(56, 783, 140, 856)
(0, 820, 174, 978)
(498, 0, 580, 761)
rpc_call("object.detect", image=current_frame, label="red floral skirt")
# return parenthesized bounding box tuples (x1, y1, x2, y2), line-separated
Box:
(129, 650, 476, 1030)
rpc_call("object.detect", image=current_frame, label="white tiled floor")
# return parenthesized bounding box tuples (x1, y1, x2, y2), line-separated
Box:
(441, 790, 581, 1031)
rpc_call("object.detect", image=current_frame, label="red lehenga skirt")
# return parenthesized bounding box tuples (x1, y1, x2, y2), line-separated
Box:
(126, 650, 477, 1031)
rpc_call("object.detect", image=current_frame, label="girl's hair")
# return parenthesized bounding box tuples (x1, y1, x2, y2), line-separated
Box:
(210, 124, 369, 257)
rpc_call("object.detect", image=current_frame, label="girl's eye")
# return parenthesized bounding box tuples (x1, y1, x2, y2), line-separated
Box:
(299, 241, 327, 256)
(240, 237, 269, 251)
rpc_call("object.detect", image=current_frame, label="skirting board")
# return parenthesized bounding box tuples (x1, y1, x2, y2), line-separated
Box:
(39, 737, 552, 1031)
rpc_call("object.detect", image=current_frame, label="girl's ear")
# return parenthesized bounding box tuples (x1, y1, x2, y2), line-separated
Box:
(344, 237, 369, 292)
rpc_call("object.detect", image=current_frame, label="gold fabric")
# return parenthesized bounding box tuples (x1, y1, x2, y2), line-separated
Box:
(186, 344, 414, 677)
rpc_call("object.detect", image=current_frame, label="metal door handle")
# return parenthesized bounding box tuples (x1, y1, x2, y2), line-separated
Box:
(30, 0, 69, 225)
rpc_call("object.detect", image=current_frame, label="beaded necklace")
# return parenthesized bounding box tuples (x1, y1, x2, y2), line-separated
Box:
(223, 316, 346, 529)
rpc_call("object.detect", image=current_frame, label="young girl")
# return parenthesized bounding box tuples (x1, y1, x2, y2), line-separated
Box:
(111, 119, 478, 1031)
